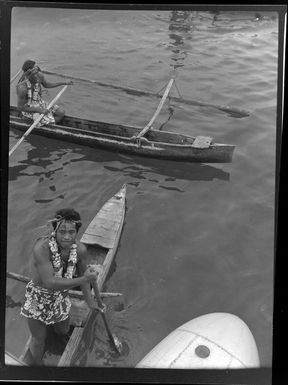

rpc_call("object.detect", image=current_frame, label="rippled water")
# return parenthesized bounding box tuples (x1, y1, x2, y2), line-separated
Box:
(6, 8, 279, 369)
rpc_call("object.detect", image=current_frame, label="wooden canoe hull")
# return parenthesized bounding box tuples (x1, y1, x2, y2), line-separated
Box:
(9, 108, 235, 163)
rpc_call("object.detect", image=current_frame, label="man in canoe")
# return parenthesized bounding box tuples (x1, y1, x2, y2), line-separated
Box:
(20, 208, 104, 366)
(16, 59, 73, 126)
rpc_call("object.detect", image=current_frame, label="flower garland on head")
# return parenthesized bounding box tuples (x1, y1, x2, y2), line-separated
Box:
(48, 221, 78, 279)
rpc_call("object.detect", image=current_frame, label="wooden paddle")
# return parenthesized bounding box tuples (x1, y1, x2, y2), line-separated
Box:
(6, 271, 122, 299)
(91, 278, 123, 354)
(10, 69, 22, 84)
(9, 85, 68, 157)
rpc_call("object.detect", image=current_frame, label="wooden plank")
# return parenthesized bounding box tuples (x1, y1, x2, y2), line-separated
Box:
(85, 219, 121, 234)
(82, 218, 120, 245)
(87, 225, 117, 236)
(90, 212, 123, 223)
(81, 234, 116, 249)
(85, 223, 118, 236)
(57, 326, 84, 366)
(192, 136, 213, 149)
(80, 187, 126, 248)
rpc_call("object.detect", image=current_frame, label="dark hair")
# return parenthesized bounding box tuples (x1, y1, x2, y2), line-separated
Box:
(22, 59, 36, 72)
(52, 208, 82, 232)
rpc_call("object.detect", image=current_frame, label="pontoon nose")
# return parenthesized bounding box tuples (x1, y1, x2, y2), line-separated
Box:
(136, 312, 260, 369)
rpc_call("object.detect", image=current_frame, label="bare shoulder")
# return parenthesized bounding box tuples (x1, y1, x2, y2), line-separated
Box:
(76, 241, 88, 273)
(76, 241, 87, 257)
(33, 238, 50, 261)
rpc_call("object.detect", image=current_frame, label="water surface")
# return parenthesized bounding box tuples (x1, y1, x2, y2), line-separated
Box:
(6, 8, 278, 369)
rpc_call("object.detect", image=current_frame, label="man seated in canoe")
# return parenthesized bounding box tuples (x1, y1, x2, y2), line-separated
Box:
(16, 59, 73, 126)
(20, 208, 104, 366)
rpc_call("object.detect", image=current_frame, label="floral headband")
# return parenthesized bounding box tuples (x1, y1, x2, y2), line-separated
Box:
(48, 215, 82, 231)
(24, 64, 41, 75)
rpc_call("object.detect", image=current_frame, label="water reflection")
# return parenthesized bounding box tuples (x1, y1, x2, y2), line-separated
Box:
(168, 10, 192, 69)
(103, 155, 230, 183)
(8, 130, 85, 182)
(9, 128, 230, 184)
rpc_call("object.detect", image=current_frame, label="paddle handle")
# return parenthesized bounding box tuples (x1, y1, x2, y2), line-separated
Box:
(9, 85, 68, 157)
(10, 69, 23, 84)
(6, 271, 122, 298)
(91, 278, 105, 310)
(136, 77, 174, 138)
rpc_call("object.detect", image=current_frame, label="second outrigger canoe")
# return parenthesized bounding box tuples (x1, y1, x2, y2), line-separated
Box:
(10, 106, 235, 163)
(6, 184, 126, 367)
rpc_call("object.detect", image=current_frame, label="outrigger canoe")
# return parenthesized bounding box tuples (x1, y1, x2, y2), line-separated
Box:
(6, 184, 126, 366)
(10, 106, 235, 163)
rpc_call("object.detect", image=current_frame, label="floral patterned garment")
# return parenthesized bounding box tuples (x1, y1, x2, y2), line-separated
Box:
(20, 281, 71, 325)
(20, 233, 78, 324)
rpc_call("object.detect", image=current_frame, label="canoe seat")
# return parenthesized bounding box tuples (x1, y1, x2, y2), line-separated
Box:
(192, 136, 213, 149)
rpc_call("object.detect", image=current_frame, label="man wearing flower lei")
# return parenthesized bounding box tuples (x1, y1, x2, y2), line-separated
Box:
(17, 59, 73, 126)
(21, 208, 101, 366)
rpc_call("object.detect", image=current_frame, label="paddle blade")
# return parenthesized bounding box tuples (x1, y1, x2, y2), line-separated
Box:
(112, 334, 123, 355)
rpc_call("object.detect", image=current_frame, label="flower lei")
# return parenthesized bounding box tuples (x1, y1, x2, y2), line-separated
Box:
(26, 79, 41, 105)
(48, 232, 78, 279)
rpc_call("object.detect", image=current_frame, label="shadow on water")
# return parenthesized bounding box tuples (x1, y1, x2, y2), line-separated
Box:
(103, 153, 230, 183)
(8, 128, 230, 184)
(8, 130, 86, 182)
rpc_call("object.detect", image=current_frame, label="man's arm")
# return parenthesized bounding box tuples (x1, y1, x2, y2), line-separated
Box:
(40, 73, 73, 88)
(77, 243, 105, 311)
(76, 244, 95, 308)
(33, 241, 97, 290)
